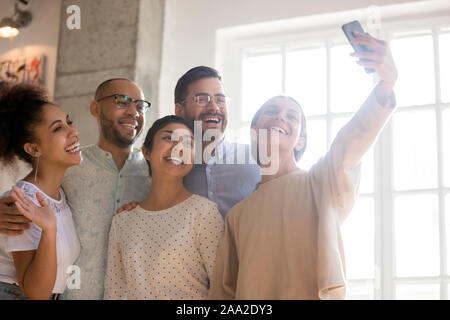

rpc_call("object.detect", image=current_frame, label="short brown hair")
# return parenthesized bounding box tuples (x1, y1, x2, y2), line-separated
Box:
(174, 66, 222, 104)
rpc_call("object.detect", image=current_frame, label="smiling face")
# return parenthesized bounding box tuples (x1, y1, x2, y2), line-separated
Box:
(252, 97, 305, 163)
(175, 77, 228, 135)
(143, 122, 194, 180)
(25, 104, 81, 169)
(93, 80, 145, 148)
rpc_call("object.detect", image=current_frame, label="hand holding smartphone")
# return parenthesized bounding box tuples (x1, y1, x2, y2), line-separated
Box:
(342, 20, 375, 73)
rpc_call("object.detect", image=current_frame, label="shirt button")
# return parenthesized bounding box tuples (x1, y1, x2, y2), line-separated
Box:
(209, 191, 213, 196)
(119, 175, 123, 178)
(116, 199, 120, 203)
(207, 168, 211, 173)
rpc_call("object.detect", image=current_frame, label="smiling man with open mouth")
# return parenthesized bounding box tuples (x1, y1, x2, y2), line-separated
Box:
(174, 66, 261, 218)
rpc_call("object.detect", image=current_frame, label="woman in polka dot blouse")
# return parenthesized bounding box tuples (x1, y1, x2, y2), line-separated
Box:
(105, 115, 224, 300)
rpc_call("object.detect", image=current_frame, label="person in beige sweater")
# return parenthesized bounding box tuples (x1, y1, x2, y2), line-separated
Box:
(208, 31, 398, 299)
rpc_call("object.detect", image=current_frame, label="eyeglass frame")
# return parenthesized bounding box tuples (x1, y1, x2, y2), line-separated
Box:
(181, 93, 230, 108)
(96, 94, 151, 114)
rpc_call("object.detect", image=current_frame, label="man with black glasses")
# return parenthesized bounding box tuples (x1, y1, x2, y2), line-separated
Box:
(0, 78, 152, 299)
(117, 67, 261, 218)
(175, 66, 261, 217)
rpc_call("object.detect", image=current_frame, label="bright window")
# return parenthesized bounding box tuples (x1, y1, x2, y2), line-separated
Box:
(230, 17, 450, 299)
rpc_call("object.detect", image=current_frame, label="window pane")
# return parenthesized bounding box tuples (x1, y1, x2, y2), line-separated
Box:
(330, 44, 374, 113)
(391, 35, 436, 107)
(286, 47, 327, 116)
(331, 117, 374, 194)
(444, 109, 450, 188)
(346, 281, 374, 300)
(242, 53, 282, 121)
(299, 118, 327, 170)
(392, 110, 437, 191)
(342, 197, 375, 279)
(394, 194, 439, 277)
(440, 33, 450, 103)
(395, 283, 440, 300)
(229, 126, 251, 145)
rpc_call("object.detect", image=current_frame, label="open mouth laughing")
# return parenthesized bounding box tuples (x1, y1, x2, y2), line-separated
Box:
(200, 114, 223, 126)
(268, 126, 288, 135)
(164, 156, 184, 165)
(65, 141, 80, 154)
(118, 119, 139, 134)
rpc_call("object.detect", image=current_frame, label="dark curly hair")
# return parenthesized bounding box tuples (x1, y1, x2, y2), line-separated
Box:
(143, 115, 194, 177)
(0, 83, 52, 167)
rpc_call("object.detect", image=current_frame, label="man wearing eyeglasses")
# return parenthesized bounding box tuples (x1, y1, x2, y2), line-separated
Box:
(175, 66, 261, 217)
(62, 79, 152, 300)
(0, 78, 152, 300)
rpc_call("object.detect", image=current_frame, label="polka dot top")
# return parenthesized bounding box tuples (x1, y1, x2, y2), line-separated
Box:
(104, 194, 224, 300)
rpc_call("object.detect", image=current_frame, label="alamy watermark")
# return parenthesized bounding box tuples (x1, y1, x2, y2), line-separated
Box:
(66, 264, 81, 290)
(365, 5, 382, 32)
(66, 5, 81, 30)
(168, 121, 281, 175)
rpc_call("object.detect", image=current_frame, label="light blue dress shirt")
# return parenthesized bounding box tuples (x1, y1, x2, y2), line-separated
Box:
(184, 139, 261, 218)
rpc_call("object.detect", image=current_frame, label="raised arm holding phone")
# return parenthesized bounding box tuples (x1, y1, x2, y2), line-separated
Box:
(208, 25, 398, 300)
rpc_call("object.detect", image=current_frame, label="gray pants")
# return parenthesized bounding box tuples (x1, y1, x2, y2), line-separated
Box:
(0, 281, 27, 300)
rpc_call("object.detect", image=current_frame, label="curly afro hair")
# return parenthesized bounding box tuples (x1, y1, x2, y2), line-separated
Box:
(0, 83, 52, 167)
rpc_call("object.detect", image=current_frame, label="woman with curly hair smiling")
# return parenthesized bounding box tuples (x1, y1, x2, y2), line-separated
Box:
(0, 84, 81, 300)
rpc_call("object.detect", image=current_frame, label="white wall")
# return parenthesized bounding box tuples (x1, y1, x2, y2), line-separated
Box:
(0, 0, 61, 194)
(158, 0, 422, 117)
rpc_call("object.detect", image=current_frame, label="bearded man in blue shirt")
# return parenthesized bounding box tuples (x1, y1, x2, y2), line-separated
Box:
(174, 66, 261, 217)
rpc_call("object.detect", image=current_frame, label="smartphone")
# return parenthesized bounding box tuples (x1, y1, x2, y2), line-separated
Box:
(342, 20, 375, 73)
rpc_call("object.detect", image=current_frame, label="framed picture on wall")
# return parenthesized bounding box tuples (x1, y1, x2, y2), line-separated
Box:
(0, 55, 46, 87)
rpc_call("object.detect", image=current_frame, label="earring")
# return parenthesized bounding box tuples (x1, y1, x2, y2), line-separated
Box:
(34, 156, 39, 183)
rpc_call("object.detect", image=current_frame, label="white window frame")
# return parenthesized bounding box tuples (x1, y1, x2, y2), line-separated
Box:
(216, 1, 450, 299)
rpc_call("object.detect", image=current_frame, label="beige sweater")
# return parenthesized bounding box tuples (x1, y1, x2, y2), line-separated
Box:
(208, 89, 396, 300)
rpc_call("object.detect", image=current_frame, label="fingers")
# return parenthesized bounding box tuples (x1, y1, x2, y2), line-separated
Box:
(115, 203, 138, 216)
(10, 189, 35, 221)
(117, 202, 139, 213)
(1, 221, 30, 231)
(0, 228, 26, 236)
(1, 213, 31, 224)
(35, 192, 49, 208)
(11, 186, 32, 206)
(122, 204, 134, 211)
(350, 51, 383, 62)
(356, 60, 379, 69)
(351, 31, 386, 52)
(130, 202, 138, 210)
(1, 195, 16, 206)
(0, 196, 21, 215)
(13, 200, 32, 220)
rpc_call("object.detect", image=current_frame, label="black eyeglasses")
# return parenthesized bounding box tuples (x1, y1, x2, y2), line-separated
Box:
(96, 94, 151, 114)
(183, 93, 230, 108)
